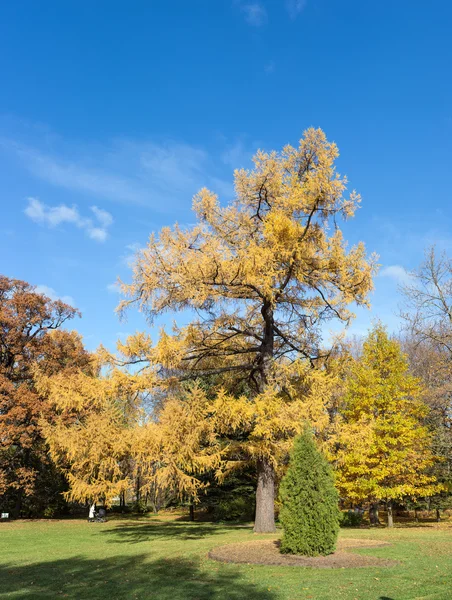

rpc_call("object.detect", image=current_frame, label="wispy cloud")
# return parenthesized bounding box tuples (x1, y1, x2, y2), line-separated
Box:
(239, 2, 268, 27)
(380, 265, 413, 285)
(285, 0, 307, 19)
(3, 135, 233, 210)
(120, 242, 143, 267)
(107, 282, 120, 294)
(35, 284, 75, 307)
(24, 197, 113, 242)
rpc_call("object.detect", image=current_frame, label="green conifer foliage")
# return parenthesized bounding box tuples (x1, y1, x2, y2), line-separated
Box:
(279, 429, 339, 556)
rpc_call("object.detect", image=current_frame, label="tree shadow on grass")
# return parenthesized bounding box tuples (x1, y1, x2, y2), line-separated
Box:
(0, 554, 277, 600)
(100, 521, 239, 544)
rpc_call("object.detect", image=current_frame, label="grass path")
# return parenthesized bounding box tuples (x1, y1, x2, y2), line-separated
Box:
(1, 516, 451, 599)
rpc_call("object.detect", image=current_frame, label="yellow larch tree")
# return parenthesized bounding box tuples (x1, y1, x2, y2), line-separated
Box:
(331, 324, 440, 526)
(37, 341, 222, 508)
(132, 384, 222, 512)
(35, 345, 155, 505)
(119, 128, 376, 531)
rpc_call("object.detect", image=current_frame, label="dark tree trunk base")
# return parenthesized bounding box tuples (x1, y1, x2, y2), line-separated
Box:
(369, 503, 380, 525)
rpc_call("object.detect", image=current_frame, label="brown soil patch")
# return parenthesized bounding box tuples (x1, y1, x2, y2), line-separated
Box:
(209, 538, 398, 569)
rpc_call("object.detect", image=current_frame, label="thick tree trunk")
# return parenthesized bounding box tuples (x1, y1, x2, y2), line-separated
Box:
(369, 502, 380, 525)
(387, 500, 394, 528)
(189, 503, 195, 522)
(254, 458, 276, 533)
(436, 508, 441, 522)
(253, 301, 277, 533)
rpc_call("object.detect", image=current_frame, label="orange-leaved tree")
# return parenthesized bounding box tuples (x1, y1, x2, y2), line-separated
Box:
(0, 275, 87, 516)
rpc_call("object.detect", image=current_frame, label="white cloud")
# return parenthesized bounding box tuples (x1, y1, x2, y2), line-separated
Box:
(35, 284, 75, 306)
(380, 265, 413, 285)
(91, 205, 113, 228)
(13, 144, 146, 205)
(4, 136, 233, 211)
(24, 197, 113, 242)
(221, 139, 258, 170)
(121, 242, 143, 267)
(107, 282, 120, 294)
(88, 227, 108, 242)
(240, 2, 267, 26)
(286, 0, 307, 19)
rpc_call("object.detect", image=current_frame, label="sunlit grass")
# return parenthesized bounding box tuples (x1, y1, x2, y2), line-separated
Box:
(1, 515, 451, 599)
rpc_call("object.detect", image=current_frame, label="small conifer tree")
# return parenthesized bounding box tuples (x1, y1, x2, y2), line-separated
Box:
(279, 428, 339, 556)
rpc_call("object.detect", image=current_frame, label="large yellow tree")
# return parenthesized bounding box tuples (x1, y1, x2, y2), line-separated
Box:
(120, 128, 376, 532)
(332, 324, 439, 526)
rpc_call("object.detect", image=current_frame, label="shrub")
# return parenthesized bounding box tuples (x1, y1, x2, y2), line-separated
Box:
(339, 510, 364, 527)
(279, 429, 340, 556)
(213, 495, 255, 522)
(132, 499, 149, 514)
(43, 506, 56, 519)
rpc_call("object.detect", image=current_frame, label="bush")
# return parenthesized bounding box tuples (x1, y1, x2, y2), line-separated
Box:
(213, 495, 255, 522)
(339, 510, 364, 527)
(279, 429, 340, 556)
(132, 499, 149, 514)
(43, 506, 57, 519)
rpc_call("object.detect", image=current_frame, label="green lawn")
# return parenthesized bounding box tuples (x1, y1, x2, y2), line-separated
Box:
(1, 516, 451, 600)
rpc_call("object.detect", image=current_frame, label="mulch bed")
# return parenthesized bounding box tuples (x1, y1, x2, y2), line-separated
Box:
(208, 538, 399, 569)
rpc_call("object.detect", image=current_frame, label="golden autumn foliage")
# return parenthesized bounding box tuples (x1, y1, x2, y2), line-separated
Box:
(132, 384, 221, 503)
(116, 128, 376, 531)
(35, 343, 152, 505)
(331, 324, 440, 514)
(27, 130, 378, 530)
(37, 348, 222, 505)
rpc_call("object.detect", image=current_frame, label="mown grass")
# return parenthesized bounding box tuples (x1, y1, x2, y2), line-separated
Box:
(1, 515, 451, 599)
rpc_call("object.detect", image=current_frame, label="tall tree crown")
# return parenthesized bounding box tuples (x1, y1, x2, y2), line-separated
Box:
(121, 128, 376, 390)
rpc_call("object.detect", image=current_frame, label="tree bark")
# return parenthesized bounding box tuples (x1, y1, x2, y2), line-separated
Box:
(189, 503, 195, 522)
(387, 500, 394, 528)
(253, 301, 277, 533)
(254, 458, 276, 533)
(436, 508, 441, 522)
(369, 502, 380, 525)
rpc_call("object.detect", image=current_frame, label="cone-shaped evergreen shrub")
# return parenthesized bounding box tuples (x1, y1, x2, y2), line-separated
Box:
(279, 429, 340, 556)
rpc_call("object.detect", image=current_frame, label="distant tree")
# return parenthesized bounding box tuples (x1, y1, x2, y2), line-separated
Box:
(279, 429, 339, 556)
(0, 276, 86, 516)
(332, 324, 440, 527)
(120, 128, 376, 531)
(400, 247, 452, 516)
(400, 334, 452, 517)
(401, 246, 452, 358)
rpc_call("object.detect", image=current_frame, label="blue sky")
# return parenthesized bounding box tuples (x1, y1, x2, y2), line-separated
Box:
(1, 0, 452, 350)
